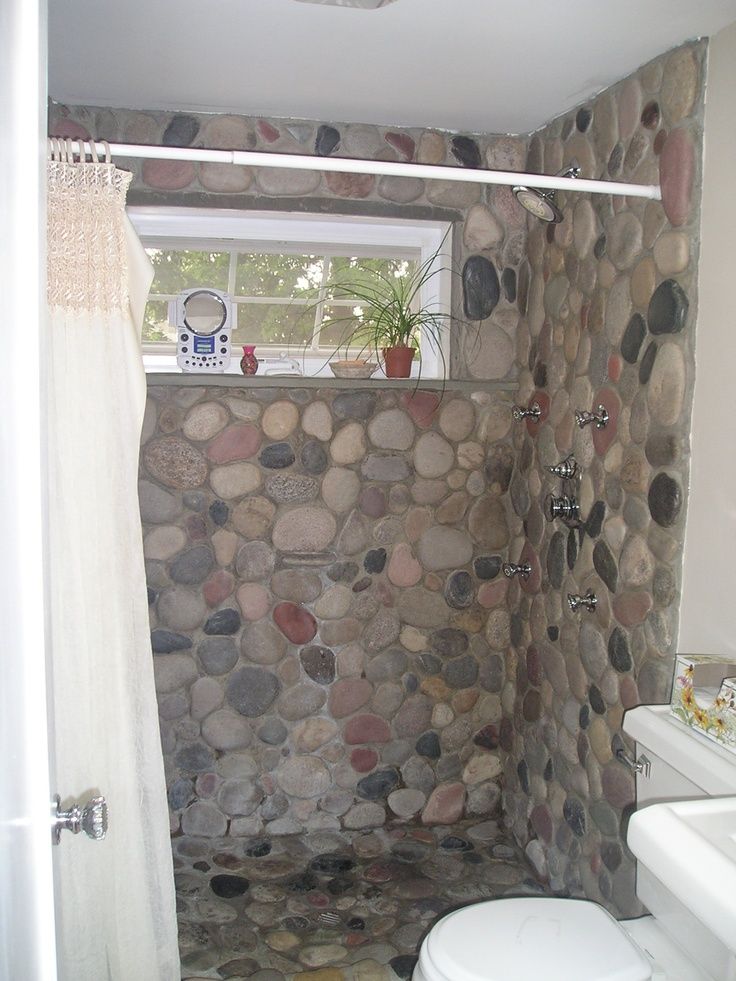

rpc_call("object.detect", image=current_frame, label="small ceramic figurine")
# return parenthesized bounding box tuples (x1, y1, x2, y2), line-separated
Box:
(239, 345, 258, 375)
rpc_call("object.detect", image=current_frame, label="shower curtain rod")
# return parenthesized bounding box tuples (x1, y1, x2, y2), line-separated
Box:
(72, 140, 662, 201)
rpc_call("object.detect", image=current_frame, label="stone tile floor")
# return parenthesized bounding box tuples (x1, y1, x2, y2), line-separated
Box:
(176, 819, 546, 980)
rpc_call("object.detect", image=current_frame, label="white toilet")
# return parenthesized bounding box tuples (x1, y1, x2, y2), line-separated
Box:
(413, 702, 736, 981)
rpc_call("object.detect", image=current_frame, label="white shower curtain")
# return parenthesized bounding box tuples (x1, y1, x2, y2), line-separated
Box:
(46, 150, 179, 980)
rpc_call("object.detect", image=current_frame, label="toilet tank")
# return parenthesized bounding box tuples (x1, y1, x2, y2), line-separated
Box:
(623, 703, 736, 806)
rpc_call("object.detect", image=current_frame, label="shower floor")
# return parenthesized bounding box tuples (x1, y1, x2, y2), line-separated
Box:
(176, 819, 545, 980)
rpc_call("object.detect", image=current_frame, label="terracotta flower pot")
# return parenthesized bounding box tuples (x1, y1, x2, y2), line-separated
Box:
(382, 345, 415, 378)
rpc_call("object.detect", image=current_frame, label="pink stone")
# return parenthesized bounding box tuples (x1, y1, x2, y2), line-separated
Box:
(325, 172, 375, 198)
(527, 390, 550, 436)
(186, 514, 208, 541)
(478, 579, 508, 609)
(519, 541, 541, 593)
(307, 892, 330, 908)
(592, 388, 621, 457)
(206, 423, 261, 464)
(345, 714, 391, 745)
(272, 602, 317, 645)
(360, 486, 386, 518)
(328, 678, 374, 718)
(365, 860, 396, 882)
(618, 78, 642, 142)
(601, 763, 635, 809)
(400, 390, 440, 428)
(237, 583, 271, 621)
(421, 782, 466, 825)
(142, 159, 196, 191)
(385, 132, 416, 161)
(526, 645, 542, 687)
(659, 128, 694, 227)
(530, 803, 553, 843)
(590, 853, 602, 874)
(387, 543, 423, 588)
(612, 590, 652, 627)
(350, 748, 380, 772)
(607, 355, 623, 383)
(48, 118, 91, 141)
(203, 570, 235, 607)
(619, 675, 640, 710)
(257, 120, 280, 143)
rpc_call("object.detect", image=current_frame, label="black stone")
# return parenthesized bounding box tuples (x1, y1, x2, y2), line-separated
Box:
(309, 854, 355, 875)
(444, 653, 479, 689)
(576, 106, 593, 132)
(259, 441, 295, 469)
(364, 548, 387, 573)
(176, 744, 214, 773)
(653, 564, 677, 607)
(450, 135, 481, 169)
(327, 875, 354, 896)
(392, 840, 430, 863)
(390, 955, 419, 981)
(210, 874, 249, 898)
(419, 652, 442, 675)
(547, 626, 559, 642)
(147, 587, 156, 606)
(621, 314, 646, 364)
(589, 685, 606, 715)
(563, 797, 586, 837)
(204, 608, 241, 635)
(326, 560, 359, 582)
(170, 546, 215, 585)
(332, 391, 377, 420)
(543, 758, 554, 781)
(245, 840, 272, 858)
(315, 124, 340, 157)
(593, 540, 618, 592)
(209, 499, 229, 526)
(608, 142, 624, 176)
(473, 555, 502, 580)
(151, 629, 192, 654)
(352, 576, 372, 592)
(602, 842, 623, 872)
(584, 501, 606, 539)
(593, 234, 607, 260)
(533, 362, 548, 388)
(648, 279, 689, 335)
(282, 915, 310, 931)
(430, 627, 469, 657)
(462, 256, 500, 320)
(347, 916, 365, 930)
(444, 570, 474, 609)
(168, 778, 194, 810)
(501, 267, 517, 303)
(300, 440, 328, 474)
(464, 851, 483, 865)
(641, 101, 660, 129)
(356, 768, 400, 800)
(510, 613, 524, 647)
(415, 731, 441, 759)
(639, 341, 657, 384)
(300, 645, 336, 684)
(485, 444, 515, 492)
(608, 627, 632, 672)
(517, 759, 530, 795)
(579, 705, 590, 729)
(404, 673, 419, 693)
(440, 835, 473, 851)
(192, 861, 210, 873)
(473, 724, 499, 750)
(649, 472, 682, 527)
(547, 530, 566, 589)
(645, 434, 680, 467)
(286, 872, 318, 893)
(163, 114, 200, 146)
(566, 528, 578, 570)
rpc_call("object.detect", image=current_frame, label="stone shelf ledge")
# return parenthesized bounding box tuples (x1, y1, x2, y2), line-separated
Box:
(145, 371, 518, 394)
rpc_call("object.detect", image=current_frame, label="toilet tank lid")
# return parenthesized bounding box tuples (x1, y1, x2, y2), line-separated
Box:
(623, 704, 736, 794)
(421, 897, 651, 981)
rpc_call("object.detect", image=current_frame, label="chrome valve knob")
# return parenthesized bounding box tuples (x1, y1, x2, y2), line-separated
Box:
(547, 454, 578, 480)
(52, 794, 108, 845)
(502, 562, 532, 580)
(575, 405, 608, 429)
(512, 400, 541, 422)
(568, 590, 597, 613)
(544, 494, 579, 523)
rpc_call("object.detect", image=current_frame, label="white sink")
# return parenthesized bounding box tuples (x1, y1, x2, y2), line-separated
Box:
(628, 795, 736, 955)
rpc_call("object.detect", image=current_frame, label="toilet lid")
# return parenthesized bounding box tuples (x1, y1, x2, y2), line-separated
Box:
(420, 897, 652, 981)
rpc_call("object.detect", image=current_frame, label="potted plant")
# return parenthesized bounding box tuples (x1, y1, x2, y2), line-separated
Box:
(303, 234, 454, 380)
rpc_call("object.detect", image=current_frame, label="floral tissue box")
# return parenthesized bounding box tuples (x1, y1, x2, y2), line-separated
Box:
(670, 654, 736, 753)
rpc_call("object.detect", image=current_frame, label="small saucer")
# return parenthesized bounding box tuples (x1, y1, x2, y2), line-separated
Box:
(329, 360, 379, 379)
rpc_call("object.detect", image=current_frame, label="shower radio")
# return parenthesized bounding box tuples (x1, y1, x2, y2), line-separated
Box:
(172, 287, 233, 373)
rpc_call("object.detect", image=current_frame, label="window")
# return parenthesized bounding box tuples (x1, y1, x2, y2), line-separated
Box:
(129, 208, 452, 378)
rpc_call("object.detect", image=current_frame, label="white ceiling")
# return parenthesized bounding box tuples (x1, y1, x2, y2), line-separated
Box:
(48, 0, 736, 135)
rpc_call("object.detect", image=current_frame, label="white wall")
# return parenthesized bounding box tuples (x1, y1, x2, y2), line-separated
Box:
(679, 20, 736, 653)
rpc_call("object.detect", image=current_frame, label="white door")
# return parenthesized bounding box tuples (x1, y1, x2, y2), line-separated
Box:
(0, 1, 58, 978)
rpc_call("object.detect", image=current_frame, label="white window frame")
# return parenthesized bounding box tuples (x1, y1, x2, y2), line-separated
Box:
(128, 207, 453, 378)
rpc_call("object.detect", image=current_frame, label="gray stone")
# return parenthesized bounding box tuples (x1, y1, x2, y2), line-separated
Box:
(139, 480, 182, 523)
(202, 710, 253, 751)
(300, 439, 329, 476)
(443, 654, 479, 689)
(176, 744, 214, 773)
(300, 645, 336, 684)
(473, 556, 502, 580)
(181, 801, 228, 837)
(226, 666, 280, 717)
(170, 546, 215, 585)
(366, 648, 408, 683)
(153, 653, 199, 693)
(236, 541, 276, 582)
(417, 527, 473, 571)
(431, 628, 469, 658)
(265, 474, 319, 503)
(332, 391, 377, 420)
(278, 683, 326, 721)
(198, 637, 239, 675)
(362, 453, 411, 482)
(363, 610, 401, 653)
(257, 718, 288, 745)
(151, 630, 192, 654)
(593, 540, 618, 592)
(547, 531, 566, 589)
(444, 570, 474, 609)
(277, 755, 331, 798)
(259, 441, 295, 469)
(368, 409, 415, 450)
(241, 621, 287, 666)
(272, 507, 337, 552)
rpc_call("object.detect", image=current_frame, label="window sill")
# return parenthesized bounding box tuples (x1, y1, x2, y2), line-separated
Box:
(144, 371, 517, 393)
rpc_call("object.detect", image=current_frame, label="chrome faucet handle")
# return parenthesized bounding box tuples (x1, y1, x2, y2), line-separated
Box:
(547, 454, 578, 480)
(568, 590, 597, 613)
(544, 494, 579, 524)
(52, 794, 108, 845)
(575, 405, 608, 429)
(512, 400, 541, 422)
(502, 562, 532, 580)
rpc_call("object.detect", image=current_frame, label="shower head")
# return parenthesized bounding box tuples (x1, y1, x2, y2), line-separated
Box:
(512, 164, 581, 223)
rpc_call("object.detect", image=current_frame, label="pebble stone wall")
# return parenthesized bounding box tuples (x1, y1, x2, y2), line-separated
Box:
(48, 102, 529, 383)
(140, 384, 516, 837)
(502, 41, 705, 915)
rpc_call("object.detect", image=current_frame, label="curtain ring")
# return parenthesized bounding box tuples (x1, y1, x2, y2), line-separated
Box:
(66, 138, 76, 163)
(89, 139, 99, 164)
(101, 140, 111, 165)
